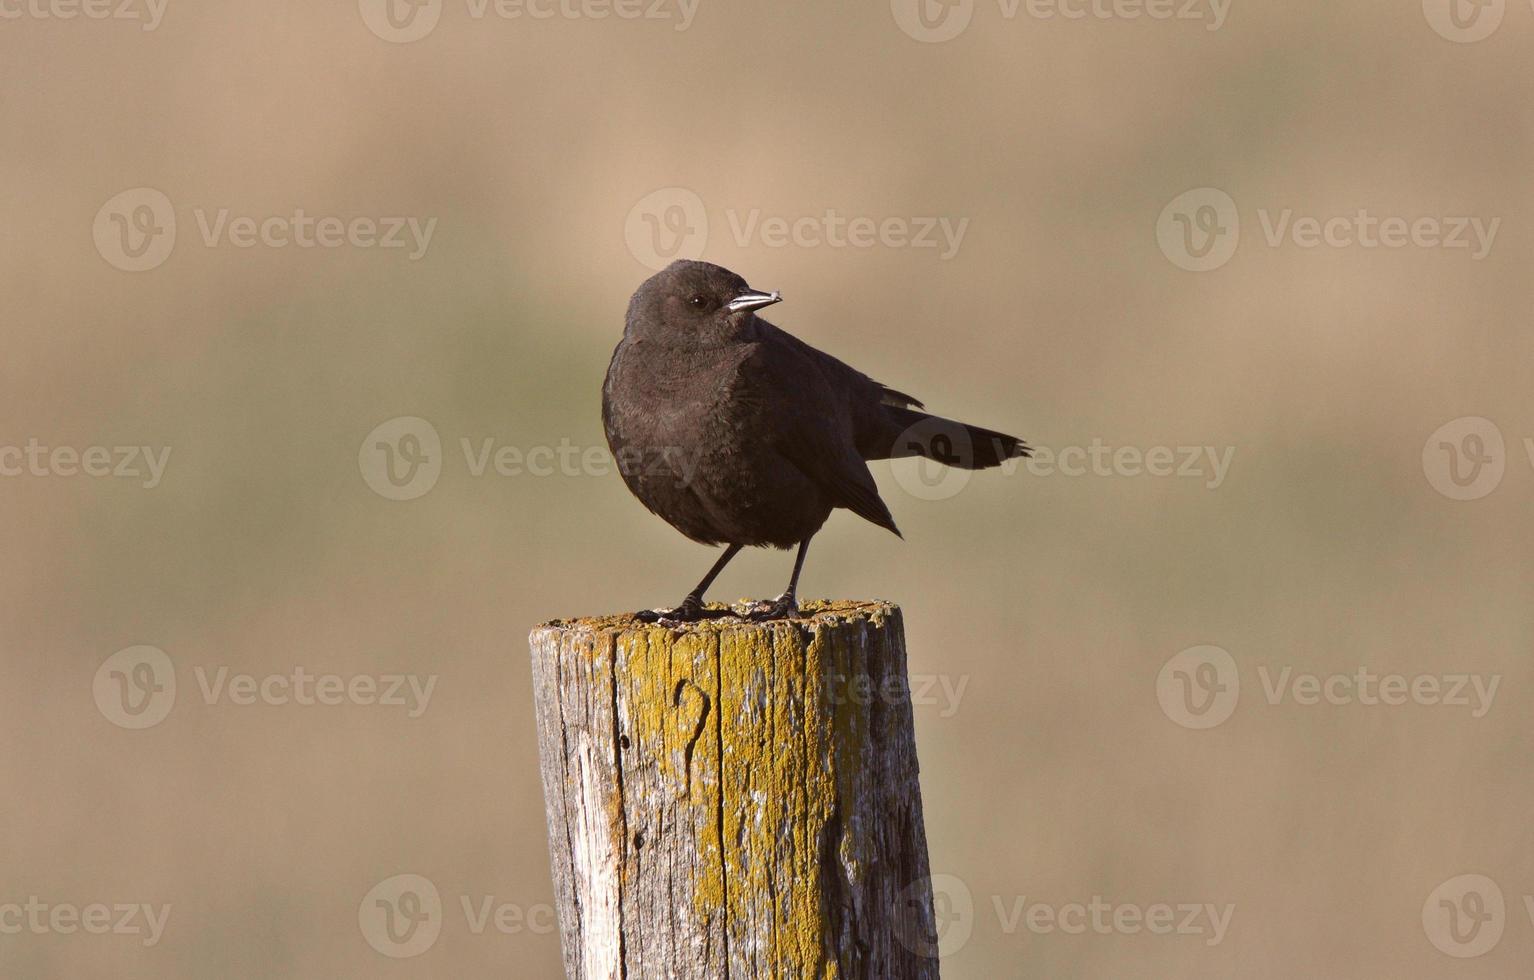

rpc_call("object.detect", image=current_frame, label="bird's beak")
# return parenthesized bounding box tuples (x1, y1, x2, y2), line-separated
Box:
(727, 289, 783, 314)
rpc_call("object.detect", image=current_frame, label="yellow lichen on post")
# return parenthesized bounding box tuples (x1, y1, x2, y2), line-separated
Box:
(530, 601, 940, 980)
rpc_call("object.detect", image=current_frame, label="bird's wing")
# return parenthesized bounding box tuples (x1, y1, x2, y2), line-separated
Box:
(757, 320, 923, 408)
(751, 321, 1030, 469)
(781, 438, 901, 537)
(741, 325, 902, 536)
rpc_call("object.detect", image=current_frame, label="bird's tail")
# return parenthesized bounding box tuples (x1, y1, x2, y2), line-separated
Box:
(870, 407, 1032, 470)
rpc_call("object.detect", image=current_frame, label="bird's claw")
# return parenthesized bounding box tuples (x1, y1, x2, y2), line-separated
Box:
(635, 597, 735, 625)
(747, 595, 799, 622)
(636, 593, 799, 624)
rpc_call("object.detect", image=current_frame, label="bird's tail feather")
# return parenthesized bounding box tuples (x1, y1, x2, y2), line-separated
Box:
(871, 407, 1032, 470)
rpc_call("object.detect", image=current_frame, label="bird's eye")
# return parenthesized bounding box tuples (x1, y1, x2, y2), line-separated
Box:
(689, 295, 708, 309)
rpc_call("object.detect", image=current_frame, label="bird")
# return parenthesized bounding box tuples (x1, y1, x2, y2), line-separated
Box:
(602, 259, 1031, 623)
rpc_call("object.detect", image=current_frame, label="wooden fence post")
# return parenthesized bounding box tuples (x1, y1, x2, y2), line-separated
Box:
(529, 600, 941, 979)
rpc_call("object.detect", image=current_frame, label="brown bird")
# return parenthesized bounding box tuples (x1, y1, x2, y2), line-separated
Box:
(602, 260, 1030, 622)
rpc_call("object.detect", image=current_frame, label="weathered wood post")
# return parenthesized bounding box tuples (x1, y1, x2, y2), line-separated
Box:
(529, 600, 941, 979)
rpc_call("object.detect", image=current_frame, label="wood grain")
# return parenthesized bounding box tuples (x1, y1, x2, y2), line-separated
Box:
(529, 600, 940, 979)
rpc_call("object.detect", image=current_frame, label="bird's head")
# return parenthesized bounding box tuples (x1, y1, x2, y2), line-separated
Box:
(624, 260, 782, 348)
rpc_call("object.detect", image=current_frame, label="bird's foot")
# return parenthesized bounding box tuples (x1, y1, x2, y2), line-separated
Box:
(635, 596, 736, 625)
(747, 594, 799, 622)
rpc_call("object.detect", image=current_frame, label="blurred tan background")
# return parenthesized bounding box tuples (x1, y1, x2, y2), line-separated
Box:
(4, 1, 1534, 976)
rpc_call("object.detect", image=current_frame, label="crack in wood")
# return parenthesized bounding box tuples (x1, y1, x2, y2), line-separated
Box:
(672, 678, 710, 802)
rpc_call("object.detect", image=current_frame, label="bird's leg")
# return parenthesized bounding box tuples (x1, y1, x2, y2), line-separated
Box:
(636, 544, 744, 623)
(749, 537, 812, 621)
